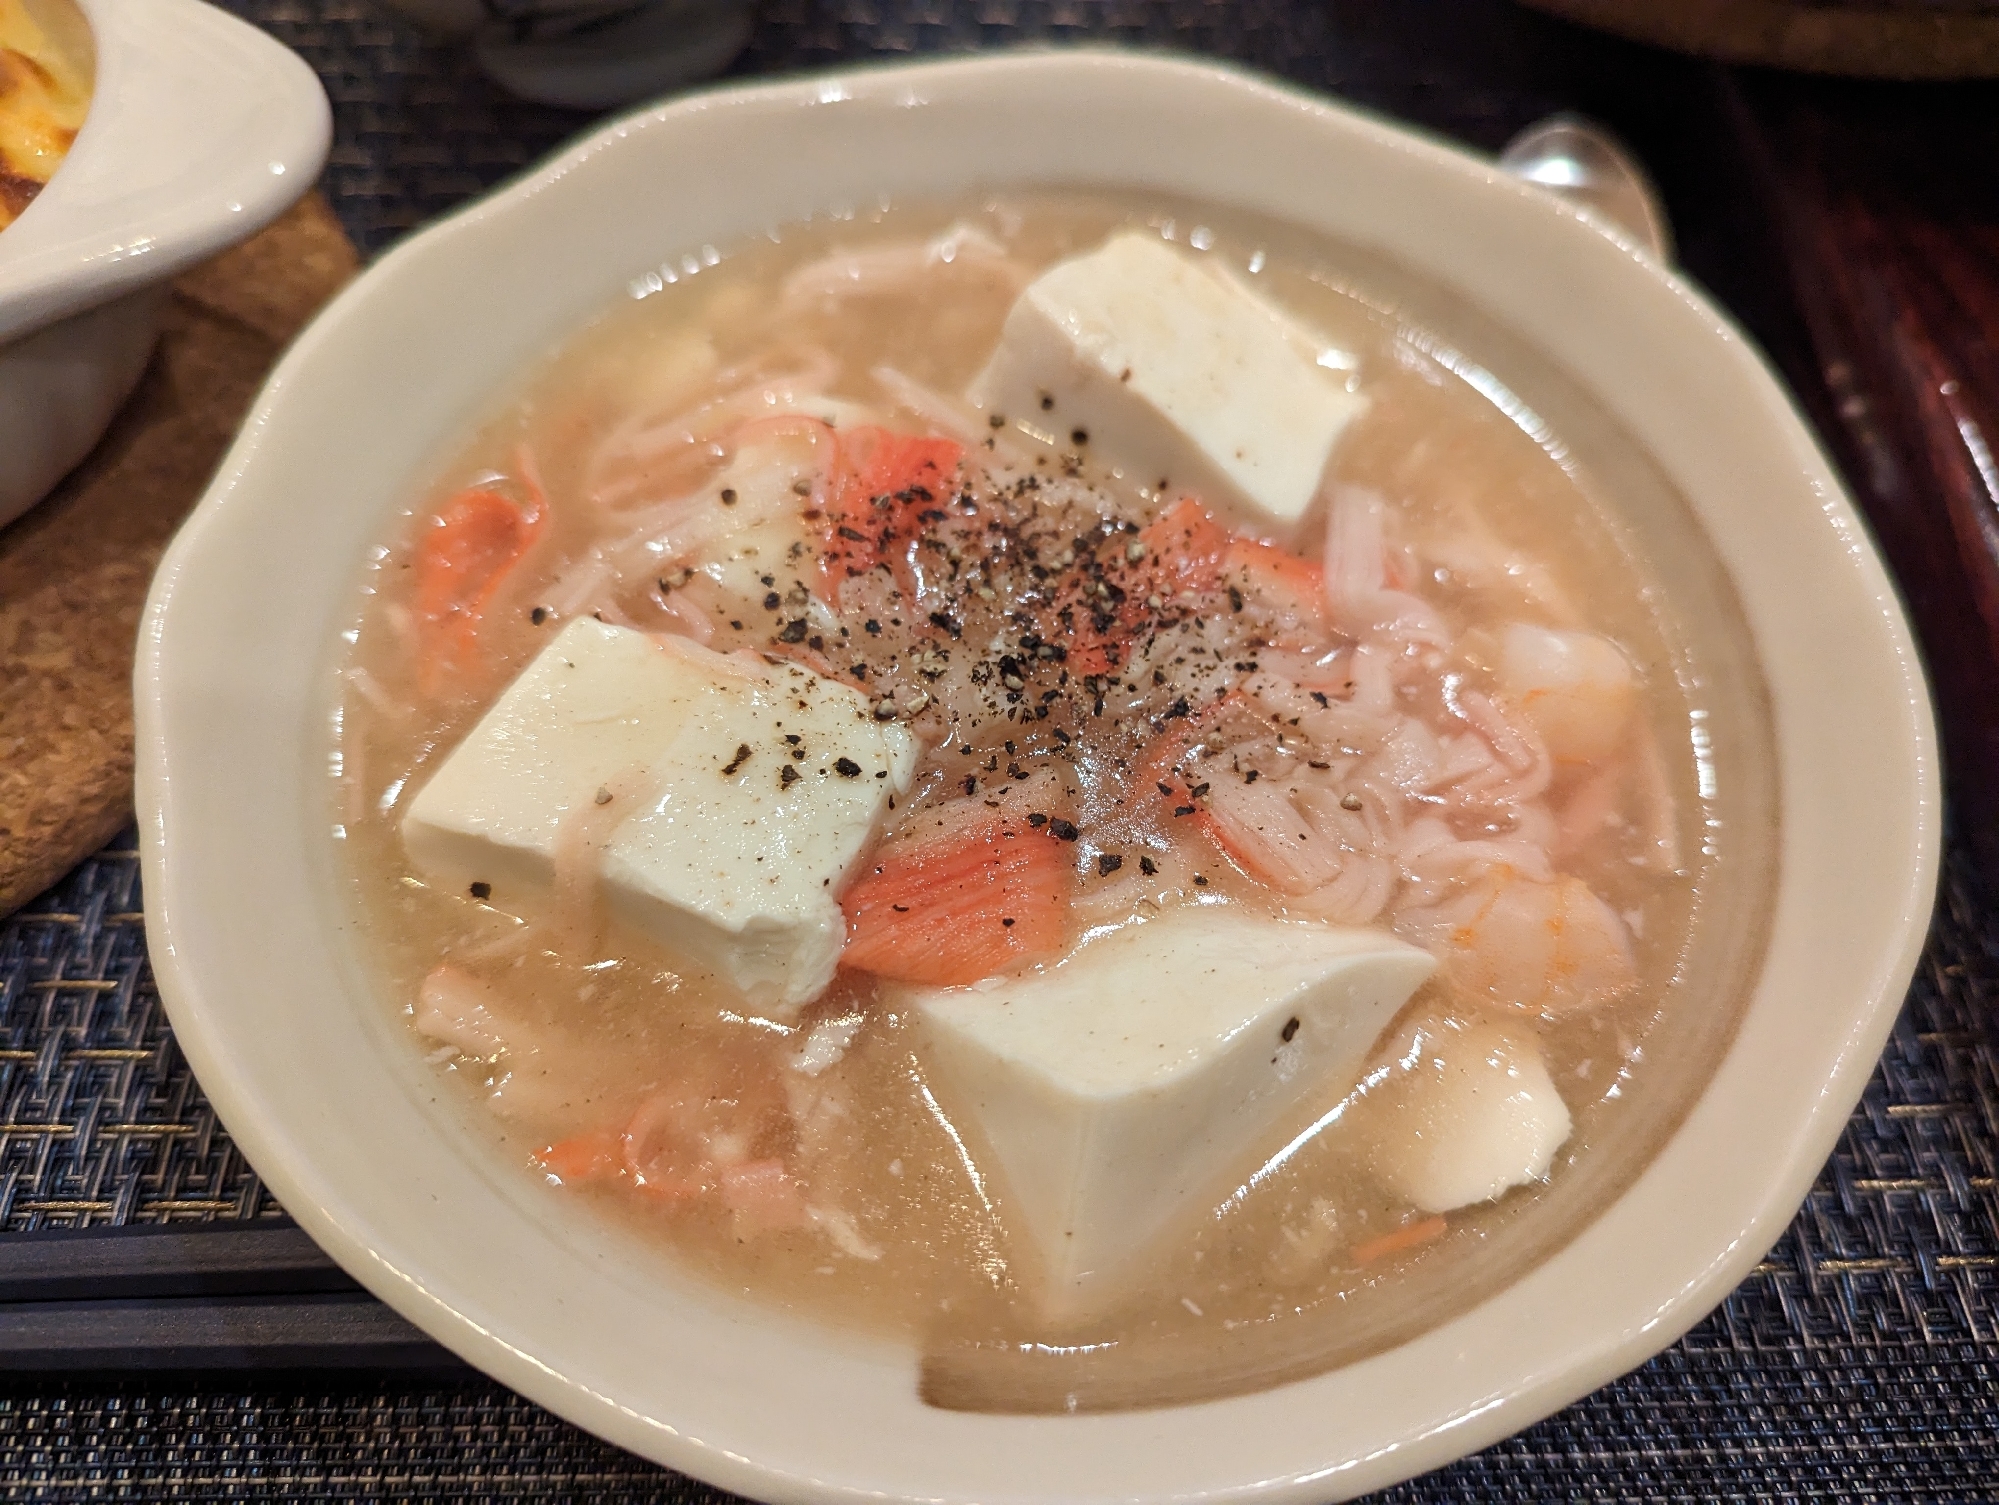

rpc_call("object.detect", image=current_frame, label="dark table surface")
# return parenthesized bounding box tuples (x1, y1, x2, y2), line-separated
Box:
(2, 1, 1997, 1499)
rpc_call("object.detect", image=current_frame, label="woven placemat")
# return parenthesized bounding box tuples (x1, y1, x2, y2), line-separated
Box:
(0, 1, 1993, 1499)
(1, 834, 1992, 1498)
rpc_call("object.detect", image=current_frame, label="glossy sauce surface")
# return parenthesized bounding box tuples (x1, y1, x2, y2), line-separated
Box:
(333, 194, 1767, 1411)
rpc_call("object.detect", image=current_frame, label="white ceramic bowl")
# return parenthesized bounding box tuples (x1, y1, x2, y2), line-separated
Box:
(135, 52, 1939, 1502)
(0, 0, 329, 526)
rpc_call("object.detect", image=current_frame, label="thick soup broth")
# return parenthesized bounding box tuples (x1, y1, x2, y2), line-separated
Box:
(334, 194, 1772, 1411)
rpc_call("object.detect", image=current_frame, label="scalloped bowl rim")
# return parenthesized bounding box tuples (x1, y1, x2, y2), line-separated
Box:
(135, 50, 1938, 1505)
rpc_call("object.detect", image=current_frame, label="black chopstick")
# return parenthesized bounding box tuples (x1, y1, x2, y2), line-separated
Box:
(0, 1221, 464, 1372)
(0, 1291, 464, 1372)
(0, 1219, 354, 1303)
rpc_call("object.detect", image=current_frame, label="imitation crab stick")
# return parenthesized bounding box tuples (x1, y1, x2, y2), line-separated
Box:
(1132, 691, 1253, 808)
(413, 468, 547, 687)
(1140, 496, 1233, 589)
(1225, 535, 1329, 633)
(840, 815, 1072, 986)
(1056, 497, 1232, 674)
(1063, 499, 1327, 674)
(819, 426, 963, 593)
(1150, 497, 1328, 631)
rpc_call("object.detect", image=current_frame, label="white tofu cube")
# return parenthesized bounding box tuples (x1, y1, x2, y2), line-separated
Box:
(900, 906, 1433, 1314)
(402, 618, 918, 1009)
(968, 231, 1366, 536)
(1367, 1018, 1573, 1214)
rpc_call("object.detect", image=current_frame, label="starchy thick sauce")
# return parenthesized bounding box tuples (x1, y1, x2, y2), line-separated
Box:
(333, 194, 1769, 1412)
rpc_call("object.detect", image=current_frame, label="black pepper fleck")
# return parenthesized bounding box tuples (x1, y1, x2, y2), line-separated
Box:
(721, 743, 753, 776)
(1097, 853, 1123, 876)
(468, 881, 491, 900)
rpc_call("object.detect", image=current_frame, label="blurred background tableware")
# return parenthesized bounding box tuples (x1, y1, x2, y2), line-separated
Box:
(0, 0, 334, 912)
(1520, 0, 1999, 78)
(1497, 113, 1673, 261)
(380, 0, 754, 106)
(0, 0, 330, 528)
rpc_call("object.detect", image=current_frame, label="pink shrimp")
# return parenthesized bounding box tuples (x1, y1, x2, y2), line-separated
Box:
(1496, 623, 1636, 764)
(1397, 868, 1637, 1016)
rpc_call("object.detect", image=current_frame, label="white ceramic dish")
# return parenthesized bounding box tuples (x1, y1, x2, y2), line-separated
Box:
(135, 51, 1939, 1503)
(0, 0, 329, 526)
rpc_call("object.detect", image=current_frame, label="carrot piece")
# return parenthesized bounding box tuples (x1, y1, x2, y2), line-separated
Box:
(840, 815, 1073, 986)
(819, 426, 963, 593)
(533, 1130, 623, 1183)
(1351, 1215, 1448, 1266)
(414, 478, 545, 684)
